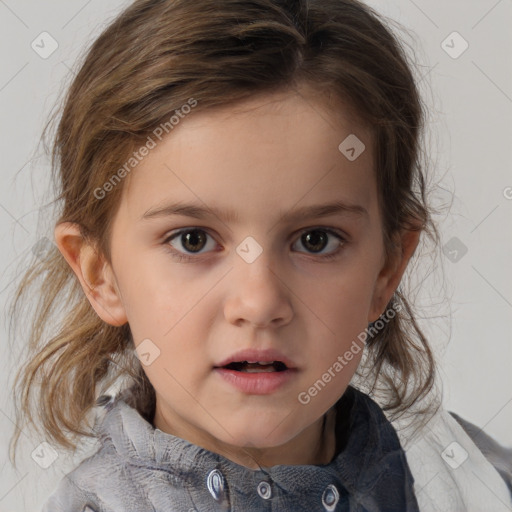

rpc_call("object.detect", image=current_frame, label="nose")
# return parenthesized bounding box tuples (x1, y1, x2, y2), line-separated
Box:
(224, 248, 293, 329)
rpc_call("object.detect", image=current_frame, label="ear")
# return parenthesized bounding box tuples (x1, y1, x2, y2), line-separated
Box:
(368, 226, 421, 322)
(54, 222, 128, 326)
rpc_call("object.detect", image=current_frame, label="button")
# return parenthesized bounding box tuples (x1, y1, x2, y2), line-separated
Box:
(321, 484, 340, 511)
(257, 481, 272, 499)
(206, 469, 225, 501)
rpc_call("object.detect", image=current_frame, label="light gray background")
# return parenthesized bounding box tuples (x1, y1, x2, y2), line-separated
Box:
(1, 0, 511, 510)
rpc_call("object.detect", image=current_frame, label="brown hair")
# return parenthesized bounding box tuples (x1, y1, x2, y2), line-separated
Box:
(10, 0, 439, 463)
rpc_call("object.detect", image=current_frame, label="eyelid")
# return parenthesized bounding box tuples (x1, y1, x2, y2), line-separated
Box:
(163, 225, 348, 260)
(296, 226, 347, 240)
(293, 226, 347, 259)
(163, 225, 348, 242)
(163, 227, 219, 251)
(163, 226, 216, 242)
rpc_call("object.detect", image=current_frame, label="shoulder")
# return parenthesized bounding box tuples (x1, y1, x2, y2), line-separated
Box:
(41, 445, 117, 512)
(41, 450, 106, 512)
(392, 406, 512, 512)
(450, 411, 512, 494)
(41, 398, 154, 512)
(42, 439, 156, 512)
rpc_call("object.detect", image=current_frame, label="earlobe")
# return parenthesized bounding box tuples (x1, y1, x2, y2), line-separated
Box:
(54, 222, 128, 327)
(369, 227, 421, 322)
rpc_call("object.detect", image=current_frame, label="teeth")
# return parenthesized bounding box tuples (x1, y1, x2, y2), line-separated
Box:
(245, 360, 275, 364)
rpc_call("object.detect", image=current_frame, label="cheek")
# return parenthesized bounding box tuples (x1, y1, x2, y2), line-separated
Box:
(297, 265, 377, 330)
(292, 266, 377, 390)
(128, 305, 212, 402)
(118, 262, 215, 364)
(297, 349, 362, 423)
(115, 254, 203, 336)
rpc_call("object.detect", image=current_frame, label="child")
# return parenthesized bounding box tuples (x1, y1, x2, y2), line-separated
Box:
(9, 0, 512, 510)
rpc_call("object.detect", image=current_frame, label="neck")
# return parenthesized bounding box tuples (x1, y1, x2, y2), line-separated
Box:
(153, 405, 338, 469)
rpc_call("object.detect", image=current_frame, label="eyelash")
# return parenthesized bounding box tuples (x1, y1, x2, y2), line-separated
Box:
(163, 227, 347, 263)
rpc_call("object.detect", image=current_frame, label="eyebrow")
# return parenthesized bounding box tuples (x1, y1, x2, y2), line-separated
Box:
(141, 200, 368, 224)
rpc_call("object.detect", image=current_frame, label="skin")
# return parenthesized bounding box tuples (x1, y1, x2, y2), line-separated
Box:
(55, 87, 420, 470)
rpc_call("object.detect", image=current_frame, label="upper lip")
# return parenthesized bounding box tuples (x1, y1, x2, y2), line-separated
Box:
(214, 348, 297, 369)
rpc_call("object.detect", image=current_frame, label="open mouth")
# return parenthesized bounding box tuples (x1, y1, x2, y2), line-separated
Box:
(214, 357, 296, 393)
(221, 361, 288, 373)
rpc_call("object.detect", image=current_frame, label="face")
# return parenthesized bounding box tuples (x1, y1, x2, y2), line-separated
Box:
(61, 87, 415, 468)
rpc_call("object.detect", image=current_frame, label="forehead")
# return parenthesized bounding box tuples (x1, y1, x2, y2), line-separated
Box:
(118, 88, 377, 224)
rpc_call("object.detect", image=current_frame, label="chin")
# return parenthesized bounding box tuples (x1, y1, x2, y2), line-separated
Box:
(208, 415, 305, 450)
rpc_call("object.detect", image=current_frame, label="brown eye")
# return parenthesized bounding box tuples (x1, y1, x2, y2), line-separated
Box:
(166, 228, 216, 256)
(165, 226, 346, 262)
(181, 230, 207, 253)
(292, 228, 346, 257)
(301, 230, 328, 253)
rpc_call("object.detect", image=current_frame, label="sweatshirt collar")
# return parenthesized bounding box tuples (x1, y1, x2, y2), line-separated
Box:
(96, 386, 418, 510)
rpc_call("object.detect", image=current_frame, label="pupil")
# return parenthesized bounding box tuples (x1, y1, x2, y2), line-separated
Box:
(183, 230, 206, 252)
(181, 230, 328, 254)
(303, 230, 327, 253)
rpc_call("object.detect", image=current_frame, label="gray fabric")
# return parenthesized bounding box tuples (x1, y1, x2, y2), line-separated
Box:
(450, 411, 512, 498)
(41, 386, 419, 511)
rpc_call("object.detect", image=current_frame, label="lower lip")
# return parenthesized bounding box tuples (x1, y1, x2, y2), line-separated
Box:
(213, 368, 297, 394)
